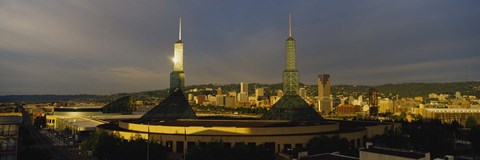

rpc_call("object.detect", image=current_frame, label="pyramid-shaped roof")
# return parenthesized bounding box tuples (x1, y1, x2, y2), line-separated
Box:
(136, 90, 197, 123)
(261, 95, 324, 122)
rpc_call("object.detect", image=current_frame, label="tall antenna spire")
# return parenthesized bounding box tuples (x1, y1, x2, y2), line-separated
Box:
(179, 17, 182, 40)
(289, 13, 292, 37)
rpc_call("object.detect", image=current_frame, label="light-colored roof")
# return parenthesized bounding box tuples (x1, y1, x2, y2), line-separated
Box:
(0, 112, 23, 124)
(57, 116, 105, 131)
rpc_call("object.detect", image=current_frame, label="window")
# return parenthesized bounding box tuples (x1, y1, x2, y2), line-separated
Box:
(166, 141, 173, 152)
(350, 140, 355, 149)
(187, 142, 195, 152)
(6, 139, 15, 151)
(0, 140, 6, 151)
(295, 143, 303, 150)
(264, 142, 275, 153)
(176, 141, 184, 153)
(8, 125, 16, 136)
(0, 155, 14, 160)
(356, 139, 361, 149)
(0, 125, 4, 135)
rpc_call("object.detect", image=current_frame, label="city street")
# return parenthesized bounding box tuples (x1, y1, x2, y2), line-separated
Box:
(21, 108, 82, 160)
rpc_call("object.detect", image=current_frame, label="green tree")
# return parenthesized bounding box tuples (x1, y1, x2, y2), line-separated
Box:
(81, 131, 168, 160)
(377, 119, 456, 158)
(465, 116, 477, 128)
(33, 116, 47, 129)
(307, 135, 349, 155)
(469, 126, 480, 155)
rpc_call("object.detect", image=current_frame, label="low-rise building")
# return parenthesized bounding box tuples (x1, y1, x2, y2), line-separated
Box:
(0, 113, 23, 160)
(360, 146, 430, 160)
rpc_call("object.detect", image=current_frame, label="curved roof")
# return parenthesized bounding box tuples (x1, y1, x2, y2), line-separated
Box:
(136, 90, 197, 123)
(261, 95, 324, 122)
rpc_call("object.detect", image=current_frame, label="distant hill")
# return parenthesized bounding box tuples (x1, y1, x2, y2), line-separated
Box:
(1, 82, 478, 103)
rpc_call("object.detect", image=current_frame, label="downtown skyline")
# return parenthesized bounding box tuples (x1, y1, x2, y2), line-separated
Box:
(1, 0, 480, 95)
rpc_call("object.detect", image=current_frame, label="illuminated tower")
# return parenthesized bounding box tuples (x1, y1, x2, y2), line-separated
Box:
(170, 17, 185, 93)
(282, 13, 299, 95)
(261, 14, 323, 122)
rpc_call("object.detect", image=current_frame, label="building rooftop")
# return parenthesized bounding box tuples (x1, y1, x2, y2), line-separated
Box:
(136, 90, 197, 123)
(54, 106, 103, 112)
(303, 153, 358, 160)
(261, 95, 324, 122)
(56, 116, 105, 131)
(360, 147, 428, 159)
(0, 112, 23, 124)
(143, 119, 331, 128)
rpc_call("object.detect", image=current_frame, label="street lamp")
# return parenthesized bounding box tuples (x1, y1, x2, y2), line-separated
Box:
(147, 123, 150, 160)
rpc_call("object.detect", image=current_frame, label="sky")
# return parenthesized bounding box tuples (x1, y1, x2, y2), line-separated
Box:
(1, 0, 479, 95)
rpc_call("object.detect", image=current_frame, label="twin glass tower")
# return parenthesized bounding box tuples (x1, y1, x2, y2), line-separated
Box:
(282, 14, 299, 96)
(169, 14, 299, 96)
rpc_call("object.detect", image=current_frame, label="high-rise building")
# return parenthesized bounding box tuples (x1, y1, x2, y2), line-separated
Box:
(319, 99, 332, 114)
(240, 82, 248, 94)
(379, 98, 394, 113)
(318, 74, 331, 98)
(238, 92, 248, 102)
(369, 88, 379, 116)
(170, 17, 185, 93)
(318, 74, 332, 114)
(216, 95, 225, 106)
(195, 95, 206, 105)
(276, 90, 284, 97)
(225, 96, 236, 107)
(255, 88, 264, 98)
(299, 87, 307, 100)
(216, 87, 222, 96)
(282, 14, 299, 95)
(238, 82, 249, 102)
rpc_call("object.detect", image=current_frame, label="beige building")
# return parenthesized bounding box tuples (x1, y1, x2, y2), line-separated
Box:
(255, 88, 264, 98)
(299, 88, 307, 100)
(421, 108, 480, 125)
(379, 98, 394, 113)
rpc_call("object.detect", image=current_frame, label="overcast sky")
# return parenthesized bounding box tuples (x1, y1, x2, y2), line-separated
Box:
(1, 0, 479, 95)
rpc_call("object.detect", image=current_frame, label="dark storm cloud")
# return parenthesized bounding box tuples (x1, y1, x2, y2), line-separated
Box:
(1, 0, 479, 94)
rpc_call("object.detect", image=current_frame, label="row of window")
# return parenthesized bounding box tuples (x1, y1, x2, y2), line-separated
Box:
(161, 138, 366, 153)
(47, 119, 55, 124)
(0, 155, 14, 160)
(0, 139, 16, 152)
(162, 141, 298, 153)
(0, 125, 17, 136)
